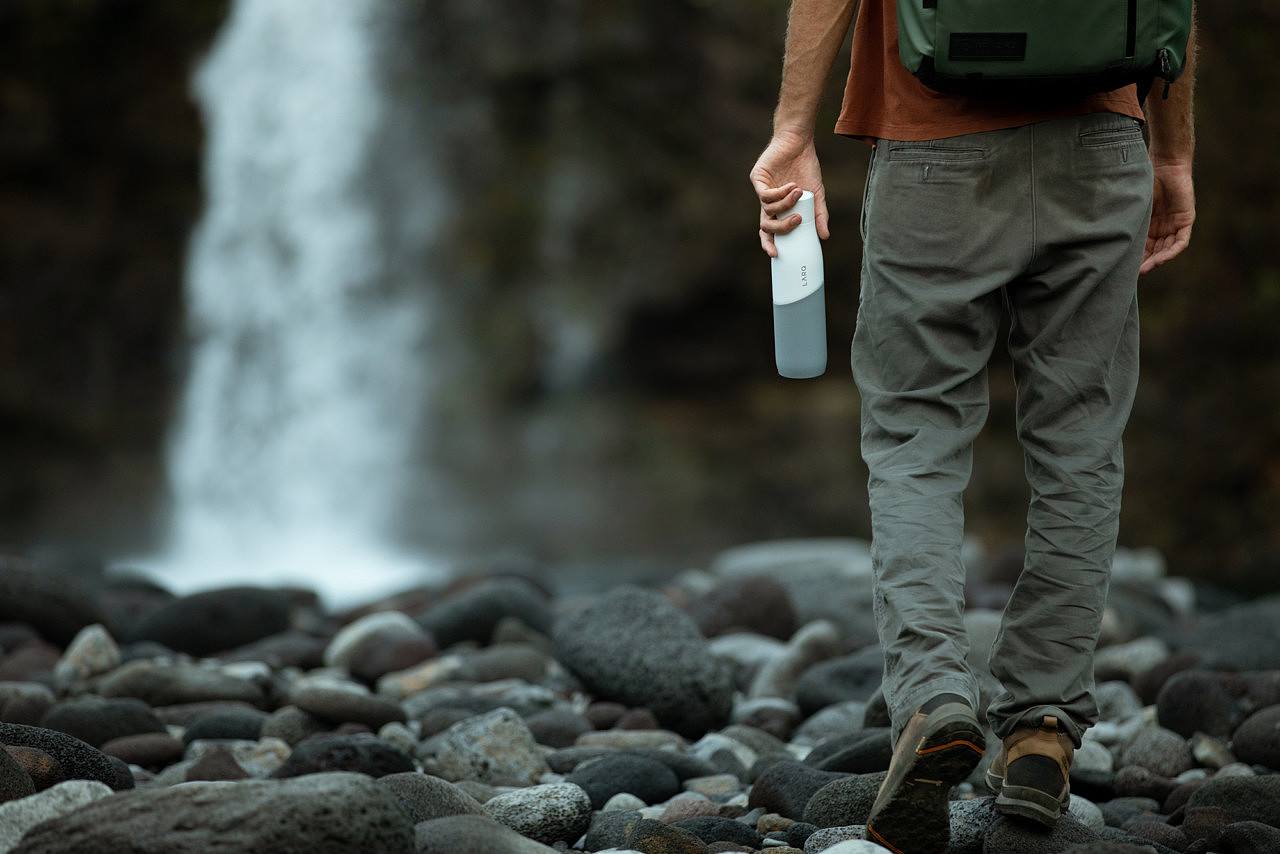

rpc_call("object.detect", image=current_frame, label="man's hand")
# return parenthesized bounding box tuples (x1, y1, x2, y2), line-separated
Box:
(1141, 160, 1195, 275)
(750, 130, 829, 257)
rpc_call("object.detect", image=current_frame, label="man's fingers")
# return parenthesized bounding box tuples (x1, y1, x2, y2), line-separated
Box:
(759, 229, 778, 258)
(760, 187, 803, 220)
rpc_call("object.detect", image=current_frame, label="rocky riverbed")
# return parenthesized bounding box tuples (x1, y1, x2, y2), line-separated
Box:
(1, 541, 1279, 854)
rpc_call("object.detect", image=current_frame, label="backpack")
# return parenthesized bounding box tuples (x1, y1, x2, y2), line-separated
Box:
(896, 0, 1194, 100)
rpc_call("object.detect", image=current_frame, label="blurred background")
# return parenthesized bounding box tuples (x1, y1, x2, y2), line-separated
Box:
(0, 0, 1275, 603)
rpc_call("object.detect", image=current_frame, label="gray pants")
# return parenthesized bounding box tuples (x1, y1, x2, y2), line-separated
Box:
(853, 113, 1153, 747)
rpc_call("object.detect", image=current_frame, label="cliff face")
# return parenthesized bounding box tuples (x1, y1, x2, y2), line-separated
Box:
(1, 1, 1276, 590)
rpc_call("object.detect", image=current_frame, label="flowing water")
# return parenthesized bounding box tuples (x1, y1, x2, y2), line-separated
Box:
(141, 0, 448, 606)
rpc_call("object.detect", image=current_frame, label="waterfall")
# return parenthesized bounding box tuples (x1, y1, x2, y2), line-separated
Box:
(143, 0, 447, 605)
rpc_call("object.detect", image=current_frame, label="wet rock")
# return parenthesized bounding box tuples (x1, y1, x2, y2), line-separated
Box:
(10, 772, 414, 854)
(554, 586, 734, 738)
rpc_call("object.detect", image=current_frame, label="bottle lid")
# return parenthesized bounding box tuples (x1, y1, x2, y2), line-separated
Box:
(787, 190, 815, 224)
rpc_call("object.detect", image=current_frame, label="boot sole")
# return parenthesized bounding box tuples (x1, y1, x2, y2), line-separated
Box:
(866, 706, 985, 854)
(994, 781, 1070, 828)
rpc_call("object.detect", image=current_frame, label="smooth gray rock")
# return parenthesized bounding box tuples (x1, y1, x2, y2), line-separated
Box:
(375, 772, 487, 823)
(415, 578, 553, 649)
(288, 677, 406, 728)
(564, 753, 681, 809)
(95, 660, 267, 708)
(9, 772, 414, 854)
(0, 780, 112, 851)
(415, 814, 558, 854)
(553, 586, 734, 738)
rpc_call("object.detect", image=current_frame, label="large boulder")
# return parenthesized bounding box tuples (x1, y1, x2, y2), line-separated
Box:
(553, 586, 734, 737)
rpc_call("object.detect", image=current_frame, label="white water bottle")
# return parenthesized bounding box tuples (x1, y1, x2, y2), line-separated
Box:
(770, 190, 826, 378)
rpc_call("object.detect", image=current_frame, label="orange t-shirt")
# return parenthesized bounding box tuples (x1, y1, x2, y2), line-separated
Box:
(835, 0, 1146, 141)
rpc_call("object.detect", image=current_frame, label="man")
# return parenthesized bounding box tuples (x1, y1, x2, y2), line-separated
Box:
(750, 1, 1196, 852)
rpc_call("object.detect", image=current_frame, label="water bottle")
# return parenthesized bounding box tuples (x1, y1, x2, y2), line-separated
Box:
(770, 190, 826, 378)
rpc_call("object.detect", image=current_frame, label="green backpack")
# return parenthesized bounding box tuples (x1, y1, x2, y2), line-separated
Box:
(896, 0, 1194, 100)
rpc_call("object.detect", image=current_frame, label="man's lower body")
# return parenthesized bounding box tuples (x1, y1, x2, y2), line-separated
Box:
(853, 113, 1153, 853)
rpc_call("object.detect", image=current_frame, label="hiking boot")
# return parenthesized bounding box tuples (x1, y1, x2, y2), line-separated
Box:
(985, 715, 1074, 827)
(865, 694, 985, 854)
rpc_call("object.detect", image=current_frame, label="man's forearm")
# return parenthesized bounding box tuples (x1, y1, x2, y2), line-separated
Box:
(773, 0, 859, 138)
(1146, 16, 1196, 164)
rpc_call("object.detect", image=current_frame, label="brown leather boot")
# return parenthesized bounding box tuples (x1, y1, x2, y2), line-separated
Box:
(865, 694, 985, 854)
(985, 715, 1074, 827)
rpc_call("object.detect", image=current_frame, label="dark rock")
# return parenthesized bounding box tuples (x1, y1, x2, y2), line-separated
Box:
(1230, 705, 1280, 770)
(583, 809, 644, 852)
(39, 697, 166, 748)
(0, 743, 35, 804)
(0, 683, 56, 726)
(794, 647, 885, 716)
(376, 771, 487, 823)
(0, 561, 108, 647)
(221, 631, 328, 670)
(0, 642, 61, 682)
(949, 796, 1000, 853)
(1180, 806, 1234, 850)
(545, 745, 617, 774)
(454, 643, 551, 683)
(1167, 597, 1280, 671)
(347, 635, 438, 685)
(564, 753, 681, 808)
(623, 818, 709, 854)
(1063, 843, 1168, 854)
(684, 577, 797, 640)
(95, 661, 268, 708)
(1114, 765, 1180, 802)
(585, 701, 628, 729)
(1185, 775, 1280, 827)
(1121, 819, 1189, 851)
(1133, 650, 1208, 706)
(185, 745, 250, 781)
(261, 705, 330, 746)
(525, 707, 594, 749)
(802, 772, 884, 828)
(1071, 767, 1119, 803)
(100, 732, 185, 770)
(786, 821, 818, 848)
(0, 723, 121, 789)
(1120, 727, 1195, 778)
(1100, 797, 1163, 828)
(107, 755, 135, 790)
(1217, 821, 1280, 854)
(416, 578, 552, 649)
(553, 586, 734, 738)
(618, 748, 720, 783)
(983, 812, 1099, 853)
(152, 700, 261, 728)
(415, 814, 557, 854)
(616, 707, 662, 730)
(671, 816, 762, 848)
(1163, 779, 1203, 815)
(3, 745, 64, 791)
(10, 771, 415, 854)
(289, 681, 406, 729)
(1155, 670, 1248, 739)
(182, 708, 269, 744)
(271, 732, 415, 779)
(126, 586, 293, 657)
(804, 728, 893, 773)
(746, 760, 849, 821)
